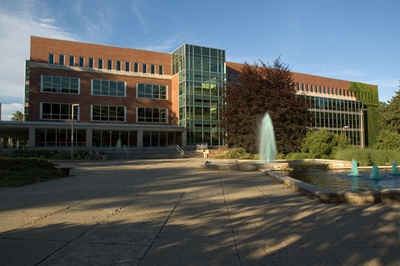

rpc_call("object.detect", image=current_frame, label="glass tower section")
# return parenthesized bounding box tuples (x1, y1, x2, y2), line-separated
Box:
(173, 44, 226, 145)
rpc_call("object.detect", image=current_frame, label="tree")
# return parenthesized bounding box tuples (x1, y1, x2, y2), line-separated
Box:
(374, 130, 400, 150)
(223, 58, 311, 154)
(301, 129, 349, 158)
(11, 111, 24, 121)
(381, 83, 400, 133)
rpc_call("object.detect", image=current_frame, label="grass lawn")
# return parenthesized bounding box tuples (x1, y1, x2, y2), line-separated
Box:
(0, 157, 63, 187)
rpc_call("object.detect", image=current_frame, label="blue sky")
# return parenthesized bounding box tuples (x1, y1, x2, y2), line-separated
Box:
(0, 0, 398, 119)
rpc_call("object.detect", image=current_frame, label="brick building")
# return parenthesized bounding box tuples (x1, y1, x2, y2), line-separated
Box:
(0, 36, 379, 150)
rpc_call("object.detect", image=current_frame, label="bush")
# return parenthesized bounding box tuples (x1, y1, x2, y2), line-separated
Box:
(211, 147, 258, 160)
(374, 130, 400, 150)
(301, 129, 349, 158)
(286, 152, 315, 160)
(332, 147, 400, 166)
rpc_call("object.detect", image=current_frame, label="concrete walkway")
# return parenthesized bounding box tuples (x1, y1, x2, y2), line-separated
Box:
(0, 159, 399, 266)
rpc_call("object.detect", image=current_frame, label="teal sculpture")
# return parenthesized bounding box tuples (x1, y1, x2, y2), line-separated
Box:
(369, 164, 380, 180)
(392, 161, 400, 175)
(349, 159, 359, 176)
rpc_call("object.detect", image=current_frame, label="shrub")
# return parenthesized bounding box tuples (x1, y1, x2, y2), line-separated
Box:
(332, 147, 400, 166)
(374, 130, 400, 150)
(301, 129, 349, 158)
(286, 152, 314, 160)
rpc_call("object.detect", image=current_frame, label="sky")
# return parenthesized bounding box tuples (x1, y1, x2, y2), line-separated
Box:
(0, 0, 399, 120)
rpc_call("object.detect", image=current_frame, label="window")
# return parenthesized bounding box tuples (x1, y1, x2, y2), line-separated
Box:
(159, 65, 163, 75)
(134, 62, 138, 72)
(48, 53, 54, 64)
(116, 61, 121, 71)
(41, 75, 79, 94)
(69, 56, 74, 66)
(98, 58, 103, 69)
(89, 57, 94, 68)
(125, 62, 130, 72)
(92, 130, 136, 147)
(137, 107, 167, 123)
(107, 60, 112, 70)
(79, 56, 84, 67)
(91, 79, 126, 96)
(41, 103, 79, 120)
(142, 63, 147, 73)
(35, 128, 86, 147)
(59, 54, 64, 65)
(91, 104, 125, 121)
(137, 83, 167, 99)
(151, 64, 155, 74)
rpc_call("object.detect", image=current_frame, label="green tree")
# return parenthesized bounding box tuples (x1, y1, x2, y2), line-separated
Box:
(381, 82, 400, 132)
(374, 130, 400, 150)
(223, 58, 311, 154)
(11, 111, 24, 121)
(301, 129, 349, 158)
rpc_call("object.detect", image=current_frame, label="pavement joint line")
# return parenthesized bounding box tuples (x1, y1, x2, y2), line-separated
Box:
(137, 192, 185, 266)
(33, 190, 145, 266)
(0, 200, 82, 237)
(0, 236, 68, 243)
(220, 175, 242, 266)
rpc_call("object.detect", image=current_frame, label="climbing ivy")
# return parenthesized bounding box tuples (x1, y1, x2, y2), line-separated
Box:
(348, 82, 379, 106)
(348, 82, 379, 146)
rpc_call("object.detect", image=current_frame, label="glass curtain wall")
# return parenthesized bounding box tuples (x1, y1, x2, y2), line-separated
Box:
(173, 44, 226, 146)
(303, 95, 363, 145)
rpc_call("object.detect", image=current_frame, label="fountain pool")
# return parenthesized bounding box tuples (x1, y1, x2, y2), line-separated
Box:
(282, 168, 400, 192)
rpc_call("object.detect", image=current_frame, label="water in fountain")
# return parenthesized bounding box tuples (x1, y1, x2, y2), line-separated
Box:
(116, 138, 121, 148)
(348, 159, 359, 176)
(259, 112, 277, 163)
(369, 164, 380, 180)
(392, 161, 400, 175)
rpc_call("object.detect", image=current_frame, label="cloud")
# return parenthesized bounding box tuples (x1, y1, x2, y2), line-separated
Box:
(0, 5, 77, 101)
(140, 37, 182, 52)
(0, 2, 77, 120)
(364, 79, 398, 103)
(1, 103, 24, 121)
(131, 2, 146, 33)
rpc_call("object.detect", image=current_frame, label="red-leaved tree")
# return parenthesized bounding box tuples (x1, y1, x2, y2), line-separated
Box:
(223, 59, 311, 154)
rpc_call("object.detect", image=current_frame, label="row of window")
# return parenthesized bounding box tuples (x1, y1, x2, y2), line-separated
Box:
(34, 128, 182, 147)
(137, 107, 168, 123)
(137, 83, 167, 100)
(40, 102, 168, 123)
(40, 75, 168, 100)
(303, 96, 363, 113)
(296, 82, 353, 97)
(92, 80, 126, 97)
(41, 75, 80, 94)
(48, 53, 164, 75)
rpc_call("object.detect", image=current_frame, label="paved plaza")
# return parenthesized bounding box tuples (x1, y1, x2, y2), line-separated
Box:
(0, 159, 399, 266)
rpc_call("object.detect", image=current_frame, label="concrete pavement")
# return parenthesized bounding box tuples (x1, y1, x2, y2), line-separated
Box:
(0, 158, 399, 265)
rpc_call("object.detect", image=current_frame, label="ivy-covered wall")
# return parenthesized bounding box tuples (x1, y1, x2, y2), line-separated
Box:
(348, 82, 379, 146)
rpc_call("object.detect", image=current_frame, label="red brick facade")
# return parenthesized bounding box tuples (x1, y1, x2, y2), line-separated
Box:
(28, 36, 178, 125)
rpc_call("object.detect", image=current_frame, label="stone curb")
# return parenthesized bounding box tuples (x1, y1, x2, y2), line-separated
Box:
(259, 169, 400, 206)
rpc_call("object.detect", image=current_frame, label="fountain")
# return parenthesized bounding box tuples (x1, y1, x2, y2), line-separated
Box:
(348, 159, 359, 176)
(392, 161, 400, 175)
(259, 112, 277, 163)
(369, 164, 380, 180)
(116, 138, 122, 148)
(348, 159, 360, 192)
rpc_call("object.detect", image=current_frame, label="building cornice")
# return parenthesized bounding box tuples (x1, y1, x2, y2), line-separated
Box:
(0, 120, 185, 131)
(29, 61, 172, 80)
(296, 91, 357, 101)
